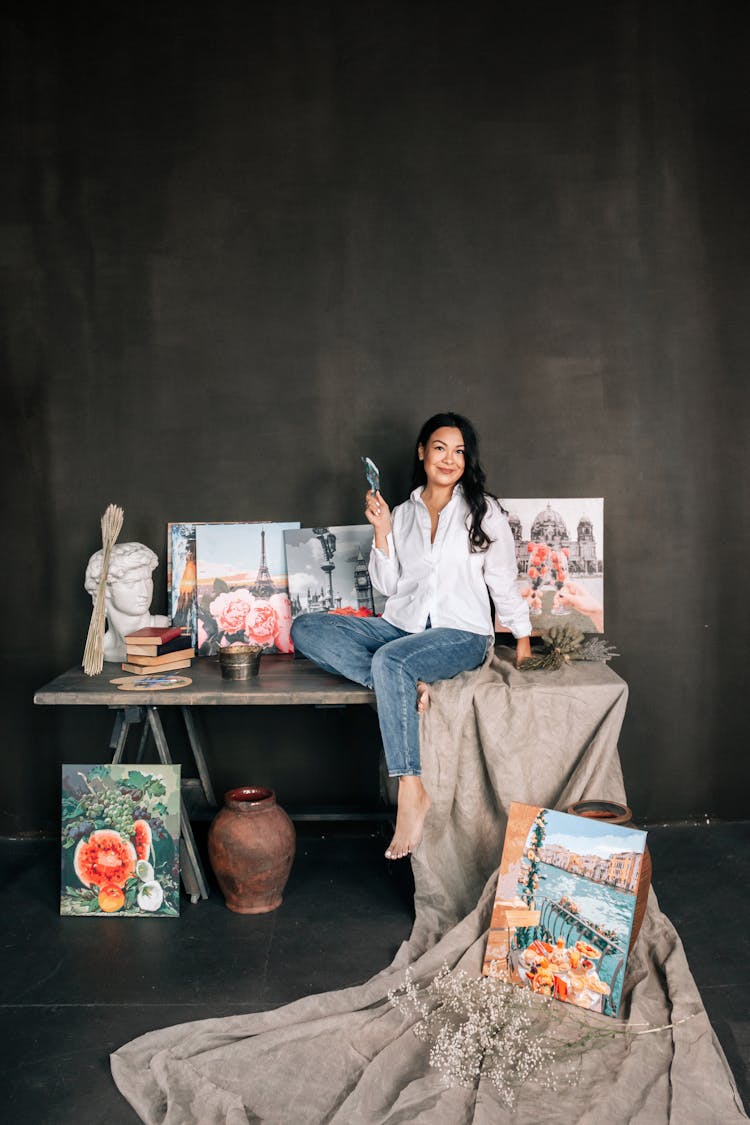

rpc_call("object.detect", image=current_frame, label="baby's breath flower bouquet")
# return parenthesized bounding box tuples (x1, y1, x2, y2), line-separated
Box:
(389, 964, 693, 1107)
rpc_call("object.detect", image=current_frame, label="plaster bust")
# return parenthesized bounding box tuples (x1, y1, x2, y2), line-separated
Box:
(84, 542, 170, 662)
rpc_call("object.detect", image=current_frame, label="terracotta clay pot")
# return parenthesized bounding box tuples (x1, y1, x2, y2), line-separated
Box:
(565, 799, 652, 951)
(208, 787, 296, 914)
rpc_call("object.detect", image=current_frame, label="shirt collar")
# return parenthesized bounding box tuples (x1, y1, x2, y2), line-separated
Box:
(410, 482, 464, 506)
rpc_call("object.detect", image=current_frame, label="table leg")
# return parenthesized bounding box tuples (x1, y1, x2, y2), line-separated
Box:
(146, 707, 210, 903)
(180, 707, 217, 807)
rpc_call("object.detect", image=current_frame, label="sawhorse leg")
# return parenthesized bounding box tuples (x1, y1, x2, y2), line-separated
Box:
(109, 710, 131, 764)
(146, 707, 209, 903)
(181, 706, 217, 806)
(109, 709, 151, 764)
(106, 705, 211, 903)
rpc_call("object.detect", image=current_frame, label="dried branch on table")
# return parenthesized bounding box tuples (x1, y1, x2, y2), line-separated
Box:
(520, 625, 619, 672)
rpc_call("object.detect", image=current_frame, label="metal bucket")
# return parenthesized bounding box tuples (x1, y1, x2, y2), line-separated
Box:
(219, 644, 263, 680)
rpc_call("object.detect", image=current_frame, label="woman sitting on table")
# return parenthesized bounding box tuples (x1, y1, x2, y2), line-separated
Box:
(291, 412, 532, 860)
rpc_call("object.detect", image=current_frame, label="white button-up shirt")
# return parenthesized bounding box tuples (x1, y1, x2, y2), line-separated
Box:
(368, 486, 532, 639)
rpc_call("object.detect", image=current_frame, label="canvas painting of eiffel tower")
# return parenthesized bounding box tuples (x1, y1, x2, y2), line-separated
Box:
(284, 526, 386, 620)
(194, 522, 300, 655)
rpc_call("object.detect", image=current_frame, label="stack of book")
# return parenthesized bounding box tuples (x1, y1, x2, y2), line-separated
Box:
(122, 626, 194, 674)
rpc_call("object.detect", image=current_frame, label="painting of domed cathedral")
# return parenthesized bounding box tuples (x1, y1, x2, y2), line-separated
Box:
(496, 499, 604, 634)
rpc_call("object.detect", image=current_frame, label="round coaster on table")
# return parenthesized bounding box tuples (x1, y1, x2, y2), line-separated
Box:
(110, 674, 193, 691)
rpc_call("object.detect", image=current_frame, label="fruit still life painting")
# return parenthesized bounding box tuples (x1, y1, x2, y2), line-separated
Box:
(61, 764, 181, 917)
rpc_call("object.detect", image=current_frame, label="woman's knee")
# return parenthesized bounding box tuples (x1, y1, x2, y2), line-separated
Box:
(371, 642, 416, 688)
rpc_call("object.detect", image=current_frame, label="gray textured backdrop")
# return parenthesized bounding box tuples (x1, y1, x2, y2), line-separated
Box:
(2, 1, 747, 834)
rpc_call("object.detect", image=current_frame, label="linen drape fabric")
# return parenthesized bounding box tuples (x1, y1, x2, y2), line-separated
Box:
(111, 648, 747, 1124)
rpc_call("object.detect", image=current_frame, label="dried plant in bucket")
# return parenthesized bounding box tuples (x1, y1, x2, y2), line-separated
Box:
(82, 504, 124, 675)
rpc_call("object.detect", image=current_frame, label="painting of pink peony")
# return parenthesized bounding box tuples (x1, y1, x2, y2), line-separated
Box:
(195, 522, 300, 655)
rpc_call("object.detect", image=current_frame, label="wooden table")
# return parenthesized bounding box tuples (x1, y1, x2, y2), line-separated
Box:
(35, 657, 376, 902)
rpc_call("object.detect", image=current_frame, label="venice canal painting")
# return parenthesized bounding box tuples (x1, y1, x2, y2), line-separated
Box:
(484, 802, 647, 1016)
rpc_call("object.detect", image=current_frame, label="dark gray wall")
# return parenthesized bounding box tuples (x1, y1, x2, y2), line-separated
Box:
(2, 2, 748, 835)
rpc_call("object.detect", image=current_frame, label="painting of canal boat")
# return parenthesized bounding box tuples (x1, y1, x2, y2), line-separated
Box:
(483, 802, 647, 1017)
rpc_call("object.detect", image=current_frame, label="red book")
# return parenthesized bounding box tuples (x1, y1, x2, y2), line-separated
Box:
(124, 626, 183, 646)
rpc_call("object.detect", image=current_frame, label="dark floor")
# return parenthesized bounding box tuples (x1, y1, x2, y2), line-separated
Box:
(1, 821, 748, 1124)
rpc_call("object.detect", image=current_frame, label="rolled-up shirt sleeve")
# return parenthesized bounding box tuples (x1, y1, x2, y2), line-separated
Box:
(369, 532, 400, 596)
(482, 504, 532, 638)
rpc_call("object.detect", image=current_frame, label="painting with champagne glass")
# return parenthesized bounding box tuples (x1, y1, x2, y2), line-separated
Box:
(483, 802, 646, 1017)
(495, 499, 604, 634)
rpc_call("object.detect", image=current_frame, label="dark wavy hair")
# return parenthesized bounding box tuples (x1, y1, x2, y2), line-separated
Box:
(411, 412, 496, 552)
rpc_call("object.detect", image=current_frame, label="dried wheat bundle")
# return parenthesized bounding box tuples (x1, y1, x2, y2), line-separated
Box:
(82, 504, 125, 675)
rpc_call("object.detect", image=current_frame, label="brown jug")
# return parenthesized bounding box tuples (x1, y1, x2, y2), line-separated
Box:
(565, 799, 652, 951)
(208, 787, 296, 914)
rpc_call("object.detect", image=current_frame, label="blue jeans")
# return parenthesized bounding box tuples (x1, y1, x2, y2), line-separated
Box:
(290, 614, 489, 777)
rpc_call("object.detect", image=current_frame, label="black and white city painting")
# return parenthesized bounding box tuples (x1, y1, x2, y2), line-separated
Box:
(284, 525, 387, 620)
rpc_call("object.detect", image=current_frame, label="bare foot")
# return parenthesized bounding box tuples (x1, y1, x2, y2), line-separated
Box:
(416, 681, 430, 713)
(385, 776, 432, 860)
